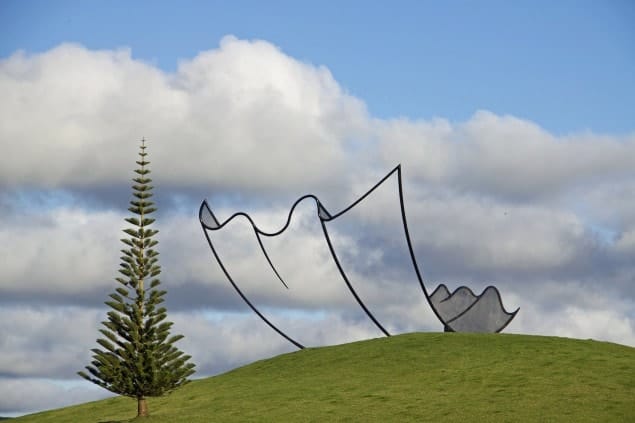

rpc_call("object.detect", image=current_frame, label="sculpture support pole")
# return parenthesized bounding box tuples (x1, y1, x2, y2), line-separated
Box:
(395, 165, 448, 328)
(199, 164, 518, 343)
(200, 221, 305, 349)
(320, 220, 391, 337)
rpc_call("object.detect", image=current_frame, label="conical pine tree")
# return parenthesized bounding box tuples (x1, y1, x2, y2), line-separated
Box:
(79, 138, 195, 418)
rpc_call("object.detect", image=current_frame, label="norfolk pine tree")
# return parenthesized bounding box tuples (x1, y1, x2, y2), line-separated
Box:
(79, 139, 195, 417)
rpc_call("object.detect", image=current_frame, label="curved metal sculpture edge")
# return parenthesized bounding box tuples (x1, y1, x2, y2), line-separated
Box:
(200, 164, 519, 348)
(395, 167, 519, 333)
(432, 283, 520, 333)
(198, 167, 402, 348)
(199, 209, 305, 349)
(395, 165, 449, 326)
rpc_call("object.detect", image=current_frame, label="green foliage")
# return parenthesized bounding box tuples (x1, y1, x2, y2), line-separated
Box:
(18, 333, 634, 422)
(78, 139, 195, 402)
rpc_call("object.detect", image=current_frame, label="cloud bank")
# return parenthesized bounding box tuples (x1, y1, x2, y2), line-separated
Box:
(1, 36, 634, 416)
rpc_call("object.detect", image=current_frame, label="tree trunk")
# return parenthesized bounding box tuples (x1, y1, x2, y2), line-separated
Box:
(137, 396, 149, 417)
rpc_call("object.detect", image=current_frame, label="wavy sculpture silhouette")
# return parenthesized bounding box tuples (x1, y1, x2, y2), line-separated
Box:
(199, 165, 518, 349)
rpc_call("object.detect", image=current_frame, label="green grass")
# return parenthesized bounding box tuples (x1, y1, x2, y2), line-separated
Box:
(13, 333, 635, 422)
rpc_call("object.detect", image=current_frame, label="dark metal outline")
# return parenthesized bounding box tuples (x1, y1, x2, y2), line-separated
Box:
(393, 166, 519, 333)
(199, 164, 519, 348)
(199, 168, 401, 348)
(199, 215, 304, 349)
(432, 283, 519, 333)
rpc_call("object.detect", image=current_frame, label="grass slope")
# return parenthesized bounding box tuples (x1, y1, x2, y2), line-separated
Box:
(13, 333, 635, 422)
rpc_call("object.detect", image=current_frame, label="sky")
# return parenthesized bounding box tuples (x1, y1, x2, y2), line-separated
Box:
(1, 0, 634, 417)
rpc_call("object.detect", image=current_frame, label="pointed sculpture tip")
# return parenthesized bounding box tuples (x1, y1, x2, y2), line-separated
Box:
(199, 200, 221, 229)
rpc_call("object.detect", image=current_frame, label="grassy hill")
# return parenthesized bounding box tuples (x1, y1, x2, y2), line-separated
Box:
(12, 333, 635, 422)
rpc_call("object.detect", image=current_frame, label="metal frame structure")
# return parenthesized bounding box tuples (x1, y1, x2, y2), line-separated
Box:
(199, 165, 518, 349)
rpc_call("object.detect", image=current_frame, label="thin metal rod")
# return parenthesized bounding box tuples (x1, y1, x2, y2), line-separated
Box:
(200, 164, 518, 343)
(255, 232, 289, 289)
(199, 209, 304, 349)
(395, 165, 448, 326)
(199, 171, 402, 347)
(320, 219, 391, 337)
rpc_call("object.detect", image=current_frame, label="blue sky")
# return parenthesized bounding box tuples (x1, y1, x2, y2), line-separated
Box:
(1, 1, 634, 417)
(2, 0, 633, 133)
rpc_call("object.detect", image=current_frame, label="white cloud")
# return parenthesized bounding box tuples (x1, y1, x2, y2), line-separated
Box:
(455, 112, 635, 199)
(404, 191, 589, 273)
(0, 207, 121, 299)
(377, 110, 635, 200)
(509, 300, 635, 348)
(2, 38, 634, 202)
(0, 44, 175, 188)
(0, 37, 368, 193)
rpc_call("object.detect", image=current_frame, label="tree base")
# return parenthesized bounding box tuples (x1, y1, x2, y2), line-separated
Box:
(137, 397, 149, 417)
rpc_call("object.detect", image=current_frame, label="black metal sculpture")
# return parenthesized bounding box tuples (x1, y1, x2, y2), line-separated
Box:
(199, 165, 518, 349)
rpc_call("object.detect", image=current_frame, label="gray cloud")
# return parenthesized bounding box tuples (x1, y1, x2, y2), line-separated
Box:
(0, 306, 102, 379)
(377, 111, 635, 201)
(0, 378, 112, 415)
(0, 207, 121, 302)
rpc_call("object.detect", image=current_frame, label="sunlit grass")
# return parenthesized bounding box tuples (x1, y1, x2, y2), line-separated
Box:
(13, 333, 635, 422)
